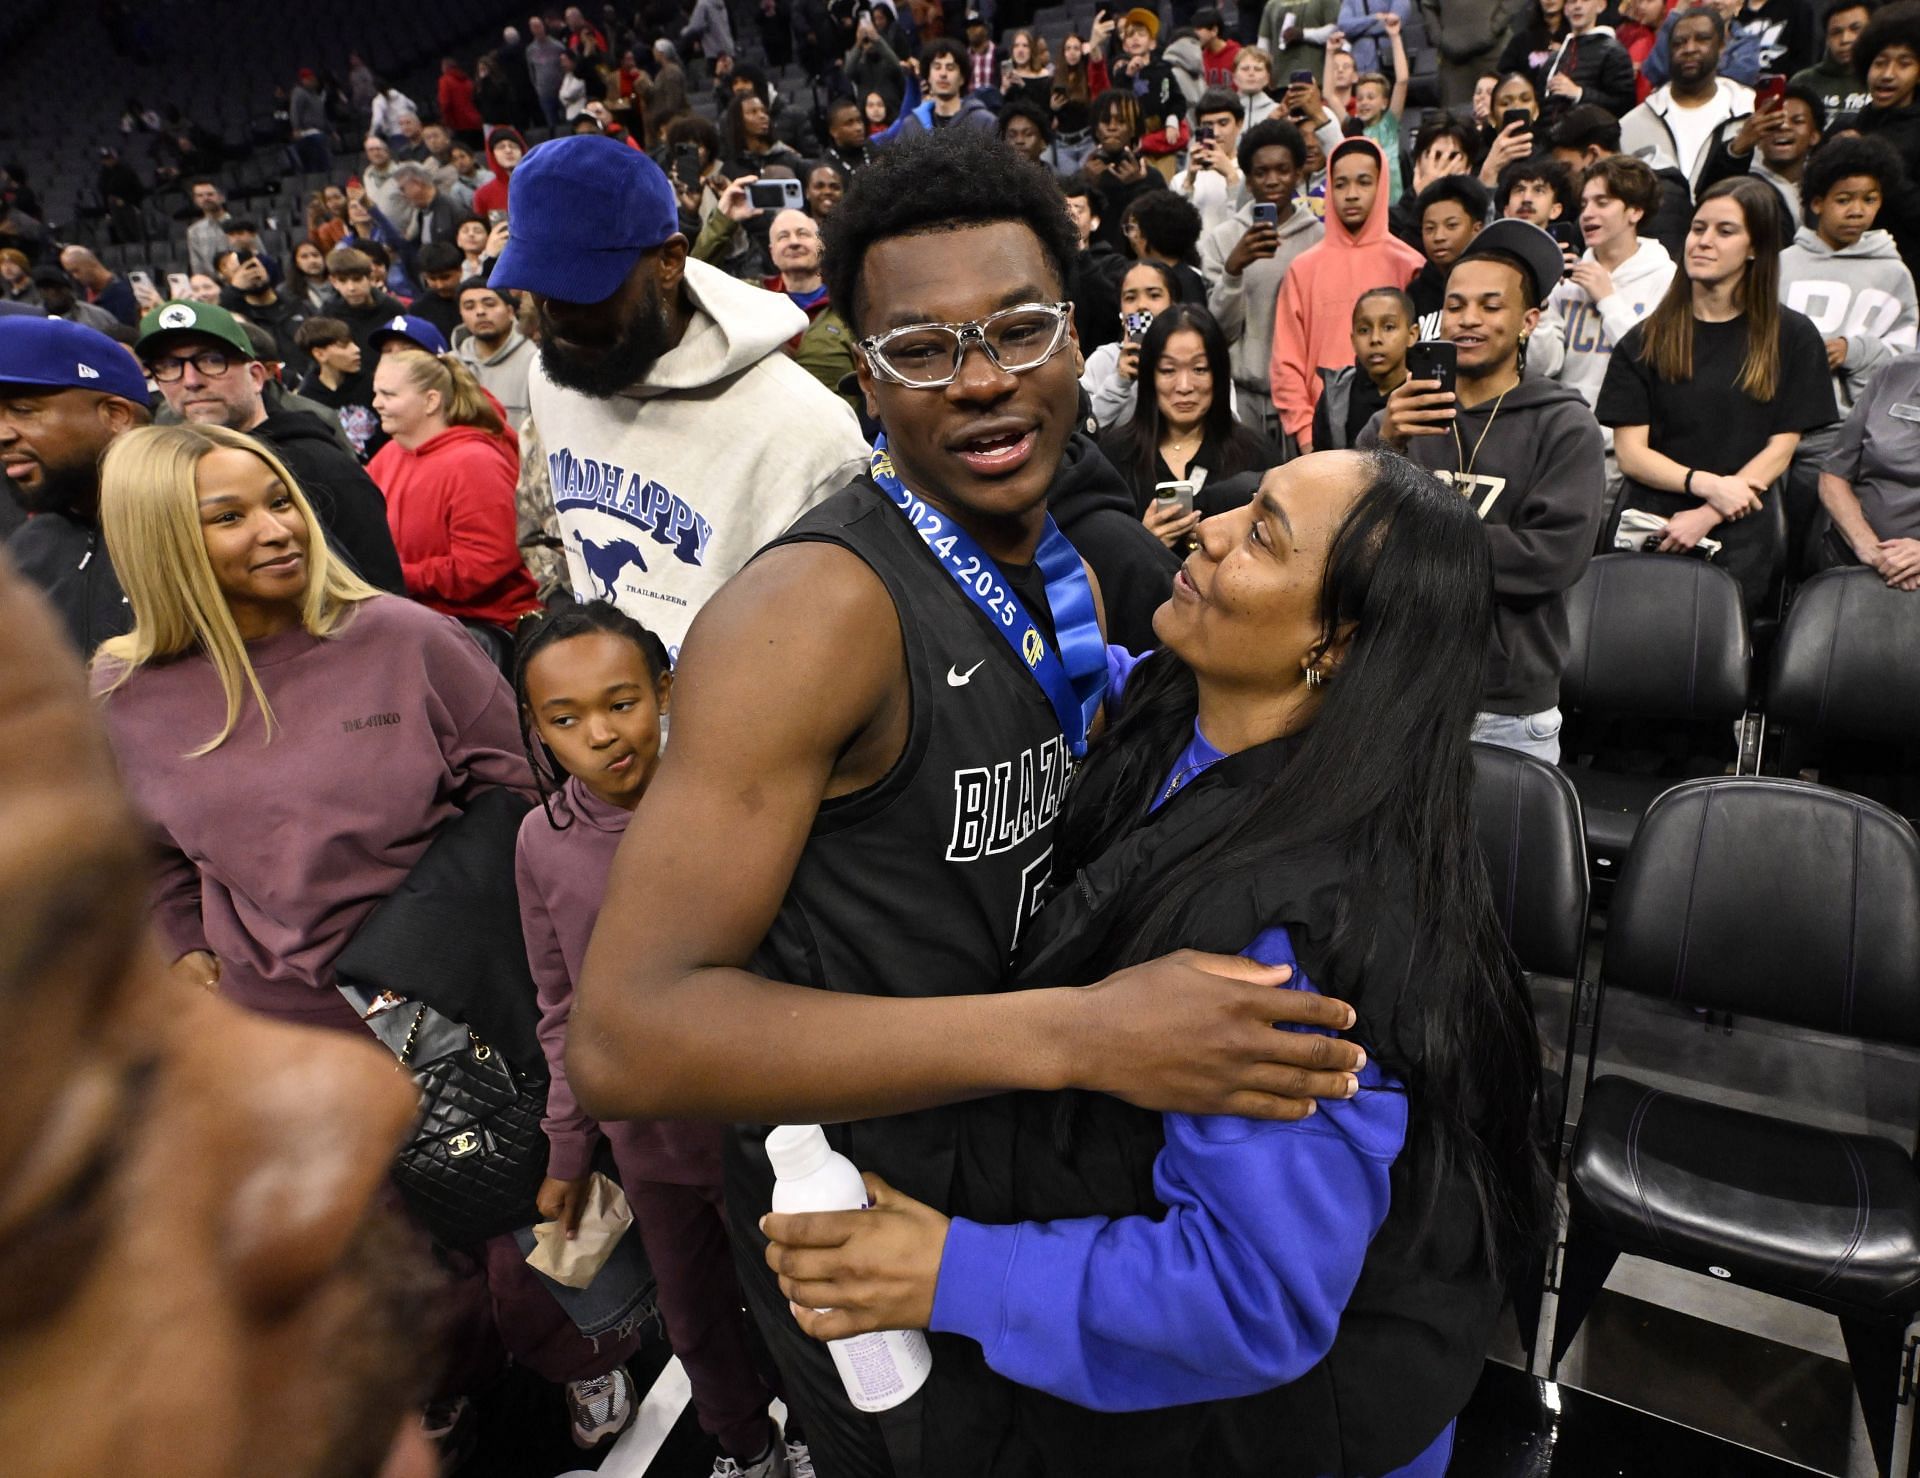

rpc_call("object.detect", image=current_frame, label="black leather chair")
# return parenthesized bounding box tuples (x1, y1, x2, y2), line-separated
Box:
(1548, 777, 1920, 1475)
(1767, 565, 1920, 816)
(1558, 554, 1751, 882)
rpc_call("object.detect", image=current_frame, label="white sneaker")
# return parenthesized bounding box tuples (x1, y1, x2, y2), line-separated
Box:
(785, 1437, 817, 1478)
(712, 1433, 790, 1477)
(566, 1368, 637, 1449)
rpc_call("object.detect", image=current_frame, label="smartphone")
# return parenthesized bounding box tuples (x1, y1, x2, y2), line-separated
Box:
(1405, 339, 1458, 394)
(1121, 308, 1155, 342)
(127, 268, 155, 295)
(487, 208, 508, 226)
(673, 144, 703, 189)
(1196, 123, 1215, 143)
(1251, 201, 1279, 227)
(747, 178, 805, 212)
(1290, 69, 1315, 86)
(1154, 480, 1197, 516)
(166, 271, 191, 299)
(1548, 220, 1581, 253)
(1757, 72, 1786, 106)
(1501, 106, 1532, 136)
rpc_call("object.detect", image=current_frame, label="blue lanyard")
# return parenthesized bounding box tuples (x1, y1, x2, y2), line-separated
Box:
(869, 438, 1107, 756)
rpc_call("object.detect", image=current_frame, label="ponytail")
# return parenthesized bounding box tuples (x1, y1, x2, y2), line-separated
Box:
(382, 348, 507, 438)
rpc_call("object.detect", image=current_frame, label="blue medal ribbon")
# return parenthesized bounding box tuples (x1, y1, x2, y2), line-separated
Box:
(869, 437, 1107, 756)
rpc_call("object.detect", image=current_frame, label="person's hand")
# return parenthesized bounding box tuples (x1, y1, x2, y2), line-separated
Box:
(536, 1176, 591, 1238)
(1071, 949, 1364, 1120)
(1116, 339, 1141, 381)
(484, 218, 512, 258)
(1728, 96, 1786, 157)
(1695, 471, 1764, 520)
(131, 277, 162, 313)
(1326, 28, 1346, 50)
(1380, 374, 1456, 448)
(1283, 76, 1329, 126)
(1567, 257, 1614, 302)
(1875, 537, 1920, 590)
(1658, 503, 1725, 552)
(169, 949, 221, 994)
(1110, 149, 1146, 182)
(1224, 220, 1280, 275)
(1123, 51, 1147, 76)
(1090, 13, 1116, 47)
(345, 177, 366, 201)
(762, 1174, 948, 1339)
(1826, 335, 1848, 370)
(1547, 70, 1583, 102)
(1143, 499, 1201, 547)
(1381, 10, 1401, 36)
(1478, 121, 1532, 184)
(1411, 138, 1469, 193)
(718, 174, 759, 221)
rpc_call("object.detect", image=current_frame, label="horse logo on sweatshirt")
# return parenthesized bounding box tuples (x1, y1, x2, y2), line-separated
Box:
(579, 537, 649, 600)
(547, 445, 713, 566)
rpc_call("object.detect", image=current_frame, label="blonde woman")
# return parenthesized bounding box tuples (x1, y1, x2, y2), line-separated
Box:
(368, 349, 539, 633)
(90, 422, 532, 1033)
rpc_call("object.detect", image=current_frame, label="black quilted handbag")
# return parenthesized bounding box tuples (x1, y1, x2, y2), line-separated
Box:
(388, 1001, 549, 1247)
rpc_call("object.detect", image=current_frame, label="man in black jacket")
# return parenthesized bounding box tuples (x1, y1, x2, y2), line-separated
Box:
(0, 316, 151, 652)
(1062, 173, 1126, 352)
(132, 300, 406, 594)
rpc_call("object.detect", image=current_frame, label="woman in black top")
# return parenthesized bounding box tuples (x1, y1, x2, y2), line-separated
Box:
(1098, 304, 1281, 547)
(1498, 0, 1571, 96)
(1598, 175, 1838, 607)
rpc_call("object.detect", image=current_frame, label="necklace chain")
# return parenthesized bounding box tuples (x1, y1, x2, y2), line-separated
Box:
(1452, 384, 1513, 480)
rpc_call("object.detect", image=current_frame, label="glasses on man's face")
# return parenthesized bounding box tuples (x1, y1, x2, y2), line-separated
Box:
(858, 301, 1073, 388)
(146, 350, 234, 382)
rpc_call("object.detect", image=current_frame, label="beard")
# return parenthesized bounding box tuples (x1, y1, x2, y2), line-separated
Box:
(537, 281, 673, 399)
(6, 456, 99, 519)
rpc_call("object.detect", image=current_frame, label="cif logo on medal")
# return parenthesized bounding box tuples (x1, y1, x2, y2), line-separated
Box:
(1022, 626, 1044, 668)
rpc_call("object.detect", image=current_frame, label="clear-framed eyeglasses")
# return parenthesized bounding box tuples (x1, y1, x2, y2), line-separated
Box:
(858, 301, 1073, 388)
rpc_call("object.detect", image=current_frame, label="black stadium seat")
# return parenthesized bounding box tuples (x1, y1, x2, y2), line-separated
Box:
(1548, 777, 1920, 1476)
(1557, 554, 1751, 881)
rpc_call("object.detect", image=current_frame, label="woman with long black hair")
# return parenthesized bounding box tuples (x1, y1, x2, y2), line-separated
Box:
(762, 450, 1551, 1478)
(1098, 303, 1280, 545)
(1599, 175, 1837, 607)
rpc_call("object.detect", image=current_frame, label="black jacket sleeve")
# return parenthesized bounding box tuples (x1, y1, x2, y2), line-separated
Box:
(276, 436, 408, 594)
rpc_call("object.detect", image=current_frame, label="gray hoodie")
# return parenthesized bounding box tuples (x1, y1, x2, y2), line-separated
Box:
(456, 325, 537, 428)
(1200, 201, 1325, 397)
(1359, 375, 1606, 713)
(1779, 225, 1920, 411)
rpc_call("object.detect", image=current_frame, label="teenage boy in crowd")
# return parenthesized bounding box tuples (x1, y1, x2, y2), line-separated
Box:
(1409, 175, 1491, 337)
(454, 276, 537, 426)
(565, 128, 1365, 1473)
(1852, 1, 1920, 271)
(1311, 285, 1416, 450)
(1794, 0, 1876, 129)
(1175, 89, 1250, 235)
(1193, 7, 1242, 86)
(1698, 82, 1827, 226)
(1121, 191, 1209, 302)
(1623, 7, 1757, 192)
(898, 39, 999, 137)
(1272, 136, 1424, 450)
(1499, 157, 1575, 229)
(1200, 117, 1321, 444)
(294, 316, 385, 462)
(489, 135, 867, 657)
(407, 240, 469, 342)
(1549, 102, 1696, 257)
(1062, 172, 1126, 353)
(323, 246, 409, 348)
(1365, 220, 1606, 763)
(1389, 117, 1477, 249)
(1533, 156, 1677, 434)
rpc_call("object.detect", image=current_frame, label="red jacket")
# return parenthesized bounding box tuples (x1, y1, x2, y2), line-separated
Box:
(438, 69, 484, 133)
(369, 425, 538, 628)
(472, 125, 527, 219)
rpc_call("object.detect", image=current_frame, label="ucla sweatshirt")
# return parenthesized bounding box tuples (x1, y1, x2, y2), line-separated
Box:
(527, 257, 869, 658)
(1531, 236, 1677, 445)
(93, 595, 533, 1025)
(1779, 225, 1920, 412)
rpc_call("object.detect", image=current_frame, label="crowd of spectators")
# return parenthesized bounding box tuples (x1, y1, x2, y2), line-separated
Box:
(5, 1, 1920, 1475)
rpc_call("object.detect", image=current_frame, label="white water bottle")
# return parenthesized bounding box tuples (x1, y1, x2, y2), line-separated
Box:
(766, 1124, 934, 1412)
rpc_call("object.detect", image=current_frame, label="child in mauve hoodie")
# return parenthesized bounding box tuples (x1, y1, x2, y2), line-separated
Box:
(513, 602, 798, 1476)
(1271, 136, 1425, 449)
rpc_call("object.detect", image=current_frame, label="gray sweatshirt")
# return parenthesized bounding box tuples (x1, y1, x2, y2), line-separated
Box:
(1779, 225, 1920, 412)
(1200, 201, 1325, 397)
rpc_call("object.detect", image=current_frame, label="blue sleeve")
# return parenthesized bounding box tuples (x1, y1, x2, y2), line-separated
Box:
(1642, 13, 1673, 87)
(1105, 643, 1145, 702)
(929, 926, 1406, 1412)
(1338, 0, 1386, 38)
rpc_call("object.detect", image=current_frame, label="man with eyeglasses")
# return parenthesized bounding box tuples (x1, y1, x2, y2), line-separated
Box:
(134, 300, 404, 594)
(490, 135, 868, 658)
(563, 127, 1366, 1475)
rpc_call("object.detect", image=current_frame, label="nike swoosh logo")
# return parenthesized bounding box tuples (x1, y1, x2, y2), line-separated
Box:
(947, 660, 985, 687)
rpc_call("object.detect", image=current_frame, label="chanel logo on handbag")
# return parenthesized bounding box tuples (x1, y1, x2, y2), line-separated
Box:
(447, 1130, 482, 1158)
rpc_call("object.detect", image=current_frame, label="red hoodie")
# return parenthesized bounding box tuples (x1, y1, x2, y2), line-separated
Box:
(438, 67, 483, 134)
(1270, 136, 1425, 447)
(472, 125, 527, 219)
(368, 425, 539, 628)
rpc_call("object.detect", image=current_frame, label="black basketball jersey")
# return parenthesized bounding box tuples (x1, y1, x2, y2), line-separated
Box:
(731, 475, 1075, 1217)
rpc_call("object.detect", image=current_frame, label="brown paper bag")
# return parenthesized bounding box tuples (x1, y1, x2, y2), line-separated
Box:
(525, 1172, 635, 1289)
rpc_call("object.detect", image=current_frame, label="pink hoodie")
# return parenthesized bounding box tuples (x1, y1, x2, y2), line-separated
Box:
(1270, 137, 1425, 447)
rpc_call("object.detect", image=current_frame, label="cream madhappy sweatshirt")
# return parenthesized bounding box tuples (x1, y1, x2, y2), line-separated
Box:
(529, 257, 869, 655)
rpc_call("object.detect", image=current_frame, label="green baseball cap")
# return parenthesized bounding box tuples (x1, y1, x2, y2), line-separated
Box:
(134, 299, 257, 362)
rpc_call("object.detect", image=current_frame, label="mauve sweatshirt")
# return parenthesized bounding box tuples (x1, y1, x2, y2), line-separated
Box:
(93, 595, 535, 1027)
(516, 774, 724, 1186)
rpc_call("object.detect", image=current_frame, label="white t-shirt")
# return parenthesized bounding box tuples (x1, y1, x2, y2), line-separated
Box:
(1662, 89, 1738, 181)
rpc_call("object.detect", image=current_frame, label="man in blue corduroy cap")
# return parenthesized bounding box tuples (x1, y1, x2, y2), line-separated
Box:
(489, 133, 866, 657)
(0, 316, 151, 652)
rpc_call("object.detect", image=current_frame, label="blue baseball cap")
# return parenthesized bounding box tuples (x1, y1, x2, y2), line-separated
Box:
(0, 316, 148, 403)
(490, 135, 679, 304)
(367, 313, 451, 356)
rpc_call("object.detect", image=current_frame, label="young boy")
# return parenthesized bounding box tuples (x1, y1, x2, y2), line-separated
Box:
(1781, 134, 1919, 412)
(293, 315, 385, 462)
(1410, 174, 1490, 337)
(1852, 1, 1920, 266)
(1312, 285, 1417, 450)
(1351, 11, 1409, 203)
